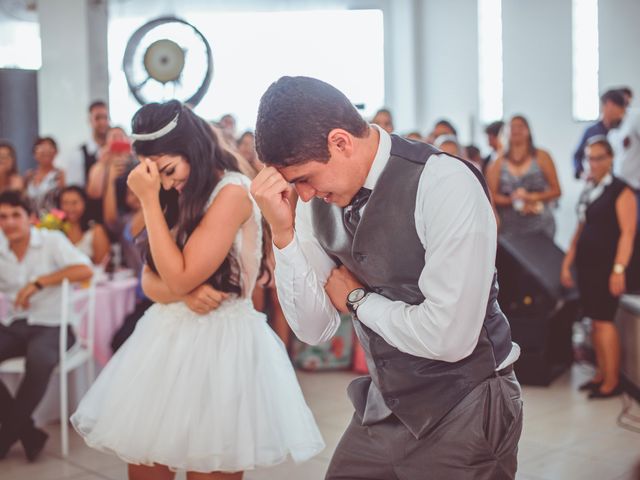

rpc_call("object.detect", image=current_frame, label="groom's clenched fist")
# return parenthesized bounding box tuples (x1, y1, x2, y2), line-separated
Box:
(251, 167, 295, 249)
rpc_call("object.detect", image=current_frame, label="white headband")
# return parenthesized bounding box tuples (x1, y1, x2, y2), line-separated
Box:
(130, 113, 180, 141)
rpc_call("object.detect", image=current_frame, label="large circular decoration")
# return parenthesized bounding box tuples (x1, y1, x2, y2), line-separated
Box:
(123, 16, 213, 106)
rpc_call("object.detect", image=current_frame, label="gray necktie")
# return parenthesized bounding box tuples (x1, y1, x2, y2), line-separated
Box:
(343, 187, 372, 236)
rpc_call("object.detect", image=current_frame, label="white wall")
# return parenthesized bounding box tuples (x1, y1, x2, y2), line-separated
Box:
(599, 0, 640, 108)
(37, 0, 422, 151)
(37, 0, 109, 157)
(38, 0, 91, 150)
(30, 0, 639, 248)
(418, 0, 480, 142)
(408, 0, 638, 249)
(502, 0, 584, 248)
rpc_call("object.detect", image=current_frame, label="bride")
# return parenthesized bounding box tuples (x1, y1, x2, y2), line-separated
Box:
(71, 100, 324, 480)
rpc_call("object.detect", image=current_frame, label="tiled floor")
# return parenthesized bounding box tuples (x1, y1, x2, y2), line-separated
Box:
(2, 364, 640, 480)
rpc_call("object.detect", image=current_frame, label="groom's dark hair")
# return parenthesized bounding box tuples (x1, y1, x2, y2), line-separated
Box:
(255, 76, 369, 167)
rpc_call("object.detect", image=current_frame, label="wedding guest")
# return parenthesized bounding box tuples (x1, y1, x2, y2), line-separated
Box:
(405, 131, 423, 142)
(486, 115, 561, 239)
(59, 101, 110, 188)
(0, 141, 24, 193)
(464, 144, 484, 172)
(561, 136, 639, 398)
(237, 131, 262, 173)
(434, 134, 462, 156)
(483, 120, 504, 170)
(0, 190, 92, 461)
(24, 137, 65, 217)
(371, 108, 394, 134)
(573, 90, 626, 179)
(58, 186, 110, 265)
(426, 118, 457, 143)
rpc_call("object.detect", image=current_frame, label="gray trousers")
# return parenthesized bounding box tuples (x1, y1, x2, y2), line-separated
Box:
(326, 371, 523, 480)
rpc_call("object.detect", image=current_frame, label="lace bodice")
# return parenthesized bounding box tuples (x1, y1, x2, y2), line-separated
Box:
(205, 171, 262, 299)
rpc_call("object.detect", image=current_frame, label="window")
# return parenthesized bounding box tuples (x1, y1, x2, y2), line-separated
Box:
(108, 9, 385, 131)
(0, 20, 41, 69)
(477, 0, 503, 124)
(572, 0, 599, 121)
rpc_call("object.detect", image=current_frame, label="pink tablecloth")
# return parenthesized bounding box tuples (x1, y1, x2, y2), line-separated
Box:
(0, 277, 138, 366)
(79, 277, 138, 365)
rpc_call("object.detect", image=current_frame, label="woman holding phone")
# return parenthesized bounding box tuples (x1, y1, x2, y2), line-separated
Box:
(86, 127, 135, 222)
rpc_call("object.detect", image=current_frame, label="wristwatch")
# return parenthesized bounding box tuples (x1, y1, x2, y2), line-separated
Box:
(613, 263, 626, 275)
(30, 276, 44, 290)
(346, 288, 370, 317)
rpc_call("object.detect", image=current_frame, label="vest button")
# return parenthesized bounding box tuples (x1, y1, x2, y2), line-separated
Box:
(376, 359, 388, 368)
(354, 252, 367, 262)
(386, 397, 399, 408)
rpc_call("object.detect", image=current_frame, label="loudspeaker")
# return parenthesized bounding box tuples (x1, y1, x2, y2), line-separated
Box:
(0, 68, 38, 173)
(496, 233, 581, 386)
(616, 295, 640, 402)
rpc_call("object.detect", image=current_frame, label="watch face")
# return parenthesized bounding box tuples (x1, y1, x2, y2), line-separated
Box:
(348, 288, 366, 303)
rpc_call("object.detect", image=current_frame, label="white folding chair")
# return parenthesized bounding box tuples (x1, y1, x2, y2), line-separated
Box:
(0, 278, 97, 457)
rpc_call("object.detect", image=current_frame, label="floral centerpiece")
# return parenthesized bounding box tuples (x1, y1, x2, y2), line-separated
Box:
(36, 208, 70, 233)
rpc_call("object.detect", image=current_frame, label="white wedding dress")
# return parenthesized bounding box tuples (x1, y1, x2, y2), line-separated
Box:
(71, 172, 325, 472)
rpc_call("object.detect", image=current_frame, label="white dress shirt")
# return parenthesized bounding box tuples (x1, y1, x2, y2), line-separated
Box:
(56, 138, 100, 187)
(615, 110, 640, 189)
(0, 228, 92, 327)
(274, 125, 519, 367)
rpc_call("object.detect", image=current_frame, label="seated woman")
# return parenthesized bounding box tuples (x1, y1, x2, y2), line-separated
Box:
(24, 137, 65, 217)
(562, 136, 640, 398)
(58, 186, 110, 265)
(0, 141, 24, 193)
(486, 115, 561, 239)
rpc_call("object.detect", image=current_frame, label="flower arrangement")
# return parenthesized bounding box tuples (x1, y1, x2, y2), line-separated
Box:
(36, 209, 70, 233)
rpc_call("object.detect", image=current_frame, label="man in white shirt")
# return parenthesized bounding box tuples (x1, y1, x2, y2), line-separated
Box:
(59, 101, 110, 222)
(608, 87, 640, 224)
(0, 191, 92, 461)
(58, 100, 110, 188)
(251, 76, 522, 479)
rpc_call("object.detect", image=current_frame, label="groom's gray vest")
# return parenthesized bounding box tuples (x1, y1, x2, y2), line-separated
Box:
(310, 135, 512, 439)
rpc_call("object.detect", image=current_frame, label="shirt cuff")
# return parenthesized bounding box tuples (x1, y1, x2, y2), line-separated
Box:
(356, 292, 390, 329)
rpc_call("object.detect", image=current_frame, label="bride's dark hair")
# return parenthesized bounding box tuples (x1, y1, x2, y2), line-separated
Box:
(132, 100, 243, 294)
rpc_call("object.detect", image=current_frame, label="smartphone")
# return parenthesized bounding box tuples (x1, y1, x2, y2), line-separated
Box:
(110, 140, 132, 154)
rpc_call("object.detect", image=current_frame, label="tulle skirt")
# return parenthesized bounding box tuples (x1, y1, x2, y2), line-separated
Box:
(71, 299, 325, 472)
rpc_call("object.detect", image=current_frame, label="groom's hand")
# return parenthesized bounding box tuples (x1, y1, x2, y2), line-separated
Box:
(325, 265, 364, 313)
(251, 167, 295, 249)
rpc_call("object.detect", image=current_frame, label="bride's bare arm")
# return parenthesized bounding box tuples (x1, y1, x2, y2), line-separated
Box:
(142, 265, 229, 314)
(148, 185, 252, 295)
(129, 161, 252, 296)
(142, 265, 183, 303)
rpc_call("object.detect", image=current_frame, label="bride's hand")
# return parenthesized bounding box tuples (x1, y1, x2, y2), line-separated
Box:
(183, 284, 229, 315)
(250, 167, 295, 248)
(127, 158, 160, 205)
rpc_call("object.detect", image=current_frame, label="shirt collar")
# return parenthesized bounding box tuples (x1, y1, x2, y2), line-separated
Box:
(0, 230, 7, 255)
(590, 172, 613, 188)
(0, 227, 42, 260)
(363, 124, 392, 191)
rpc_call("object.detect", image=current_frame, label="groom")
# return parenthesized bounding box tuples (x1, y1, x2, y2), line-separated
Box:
(251, 76, 522, 479)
